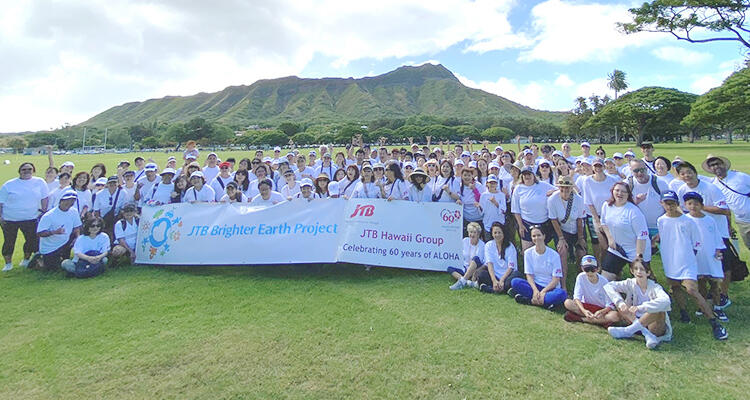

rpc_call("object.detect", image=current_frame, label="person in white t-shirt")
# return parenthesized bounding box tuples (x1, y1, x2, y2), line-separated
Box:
(684, 192, 728, 322)
(547, 175, 587, 286)
(183, 171, 216, 203)
(407, 168, 432, 203)
(0, 162, 50, 271)
(627, 159, 669, 239)
(209, 162, 235, 202)
(250, 179, 285, 208)
(279, 169, 301, 200)
(35, 191, 82, 271)
(704, 154, 750, 250)
(338, 165, 360, 199)
(449, 222, 484, 290)
(377, 162, 409, 201)
(476, 222, 522, 294)
(48, 172, 72, 209)
(431, 160, 460, 203)
(604, 260, 672, 350)
(61, 215, 109, 277)
(351, 164, 378, 199)
(511, 167, 555, 251)
(294, 179, 321, 202)
(202, 152, 220, 184)
(111, 203, 139, 265)
(294, 155, 315, 181)
(508, 225, 567, 309)
(135, 163, 159, 207)
(655, 191, 728, 340)
(563, 255, 618, 326)
(478, 175, 506, 241)
(220, 182, 248, 203)
(145, 168, 176, 206)
(599, 182, 651, 281)
(582, 159, 620, 262)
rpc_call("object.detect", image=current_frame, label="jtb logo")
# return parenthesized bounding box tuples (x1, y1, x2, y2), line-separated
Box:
(350, 204, 375, 218)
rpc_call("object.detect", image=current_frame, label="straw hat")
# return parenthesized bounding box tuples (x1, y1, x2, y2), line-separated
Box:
(701, 154, 731, 174)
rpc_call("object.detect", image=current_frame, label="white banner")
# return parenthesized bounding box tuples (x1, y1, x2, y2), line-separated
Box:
(337, 199, 463, 271)
(135, 199, 462, 271)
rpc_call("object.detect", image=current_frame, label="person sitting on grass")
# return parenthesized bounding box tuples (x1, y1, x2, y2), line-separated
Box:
(34, 190, 82, 271)
(563, 255, 618, 327)
(684, 191, 728, 322)
(508, 225, 567, 310)
(654, 191, 728, 340)
(477, 222, 523, 294)
(62, 216, 109, 278)
(603, 259, 672, 350)
(111, 203, 139, 265)
(449, 222, 484, 290)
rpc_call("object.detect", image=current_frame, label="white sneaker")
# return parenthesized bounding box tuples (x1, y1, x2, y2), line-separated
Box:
(2, 263, 12, 272)
(608, 326, 634, 339)
(450, 278, 466, 290)
(19, 258, 30, 268)
(467, 280, 479, 289)
(642, 330, 661, 350)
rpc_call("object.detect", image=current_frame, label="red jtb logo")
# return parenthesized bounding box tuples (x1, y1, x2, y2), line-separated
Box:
(350, 204, 375, 218)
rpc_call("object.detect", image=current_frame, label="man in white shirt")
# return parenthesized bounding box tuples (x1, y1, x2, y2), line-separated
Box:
(35, 191, 81, 271)
(250, 179, 285, 207)
(202, 152, 220, 184)
(112, 202, 139, 264)
(145, 169, 176, 205)
(183, 171, 216, 203)
(135, 163, 159, 207)
(627, 160, 669, 238)
(703, 154, 750, 250)
(548, 176, 587, 279)
(577, 142, 595, 165)
(210, 162, 235, 201)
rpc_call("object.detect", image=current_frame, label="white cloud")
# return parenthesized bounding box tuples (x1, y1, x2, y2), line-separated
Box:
(456, 73, 547, 109)
(651, 46, 712, 65)
(517, 0, 661, 64)
(0, 0, 528, 132)
(554, 74, 574, 88)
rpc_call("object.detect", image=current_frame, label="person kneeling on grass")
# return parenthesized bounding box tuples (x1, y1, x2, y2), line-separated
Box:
(477, 222, 523, 294)
(603, 259, 672, 350)
(111, 202, 139, 265)
(33, 190, 82, 271)
(61, 216, 109, 278)
(563, 255, 618, 326)
(449, 222, 484, 290)
(654, 191, 728, 340)
(508, 225, 567, 309)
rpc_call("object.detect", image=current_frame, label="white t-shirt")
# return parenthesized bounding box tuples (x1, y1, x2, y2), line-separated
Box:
(145, 182, 175, 205)
(294, 166, 316, 181)
(210, 175, 235, 201)
(462, 237, 485, 268)
(511, 182, 555, 224)
(74, 189, 93, 214)
(47, 179, 59, 192)
(573, 273, 612, 308)
(547, 191, 586, 234)
(220, 193, 248, 203)
(407, 183, 433, 203)
(280, 182, 302, 199)
(121, 184, 137, 199)
(456, 181, 484, 221)
(676, 180, 729, 238)
(202, 165, 220, 184)
(314, 164, 337, 180)
(484, 240, 517, 279)
(630, 176, 669, 229)
(72, 232, 111, 262)
(247, 178, 276, 199)
(338, 178, 360, 198)
(114, 218, 139, 249)
(137, 177, 159, 206)
(479, 190, 506, 230)
(379, 179, 410, 200)
(713, 171, 750, 223)
(577, 154, 595, 165)
(657, 173, 675, 186)
(600, 202, 651, 262)
(250, 191, 285, 208)
(182, 185, 216, 203)
(0, 177, 50, 221)
(351, 182, 379, 199)
(36, 206, 82, 254)
(657, 214, 699, 280)
(93, 187, 132, 216)
(431, 176, 460, 203)
(523, 246, 563, 288)
(582, 175, 620, 218)
(687, 213, 725, 278)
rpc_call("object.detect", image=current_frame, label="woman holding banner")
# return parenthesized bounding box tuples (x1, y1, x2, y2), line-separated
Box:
(250, 179, 285, 207)
(351, 165, 378, 199)
(407, 168, 432, 203)
(378, 163, 409, 201)
(432, 160, 460, 203)
(338, 165, 360, 199)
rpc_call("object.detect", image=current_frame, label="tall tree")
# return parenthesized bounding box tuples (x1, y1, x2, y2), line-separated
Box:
(682, 66, 750, 143)
(608, 70, 628, 143)
(619, 1, 750, 51)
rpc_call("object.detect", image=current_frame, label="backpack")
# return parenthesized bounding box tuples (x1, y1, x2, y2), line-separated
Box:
(627, 175, 661, 196)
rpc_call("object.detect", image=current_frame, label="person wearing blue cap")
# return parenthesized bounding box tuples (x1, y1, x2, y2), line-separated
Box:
(655, 191, 728, 340)
(34, 191, 82, 271)
(563, 255, 618, 327)
(683, 191, 729, 322)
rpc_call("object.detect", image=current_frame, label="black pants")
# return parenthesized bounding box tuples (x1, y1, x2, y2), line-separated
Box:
(477, 266, 524, 293)
(41, 241, 74, 272)
(1, 219, 39, 257)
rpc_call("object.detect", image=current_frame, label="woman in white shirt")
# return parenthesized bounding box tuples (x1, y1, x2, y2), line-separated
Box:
(476, 222, 522, 294)
(563, 255, 618, 326)
(351, 165, 378, 199)
(582, 159, 621, 262)
(479, 175, 506, 241)
(220, 182, 248, 203)
(0, 162, 50, 271)
(315, 154, 337, 181)
(250, 179, 285, 208)
(654, 156, 675, 186)
(508, 225, 567, 309)
(599, 182, 650, 281)
(279, 169, 301, 200)
(407, 168, 432, 203)
(377, 163, 409, 201)
(338, 165, 360, 199)
(511, 168, 555, 251)
(314, 174, 331, 198)
(71, 172, 92, 218)
(431, 160, 460, 203)
(233, 169, 252, 198)
(449, 222, 484, 290)
(604, 260, 672, 349)
(182, 171, 216, 203)
(248, 165, 275, 199)
(61, 216, 110, 277)
(294, 179, 321, 201)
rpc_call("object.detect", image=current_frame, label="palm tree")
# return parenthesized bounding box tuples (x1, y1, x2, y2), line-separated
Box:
(608, 69, 628, 143)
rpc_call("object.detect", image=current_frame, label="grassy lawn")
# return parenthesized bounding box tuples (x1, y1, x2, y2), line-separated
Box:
(0, 142, 748, 399)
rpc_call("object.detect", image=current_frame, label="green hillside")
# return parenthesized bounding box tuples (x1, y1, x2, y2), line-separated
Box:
(82, 64, 566, 128)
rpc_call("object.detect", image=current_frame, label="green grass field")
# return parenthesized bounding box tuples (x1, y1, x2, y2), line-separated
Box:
(0, 142, 748, 399)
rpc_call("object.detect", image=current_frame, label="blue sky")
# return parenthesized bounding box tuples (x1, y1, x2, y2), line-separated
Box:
(1, 0, 746, 132)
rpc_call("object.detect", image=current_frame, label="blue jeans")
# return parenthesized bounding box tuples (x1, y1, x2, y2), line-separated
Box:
(510, 277, 567, 306)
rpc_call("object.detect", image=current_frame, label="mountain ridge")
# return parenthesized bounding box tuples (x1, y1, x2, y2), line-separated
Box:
(82, 63, 566, 128)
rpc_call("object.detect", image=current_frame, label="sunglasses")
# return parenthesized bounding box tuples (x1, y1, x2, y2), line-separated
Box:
(632, 167, 646, 173)
(90, 224, 102, 228)
(540, 165, 550, 168)
(583, 266, 596, 272)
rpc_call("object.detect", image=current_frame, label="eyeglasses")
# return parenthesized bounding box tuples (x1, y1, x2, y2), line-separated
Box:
(632, 168, 646, 173)
(583, 266, 596, 272)
(540, 165, 550, 168)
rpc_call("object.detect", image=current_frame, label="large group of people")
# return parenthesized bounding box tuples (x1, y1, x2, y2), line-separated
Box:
(1, 139, 747, 348)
